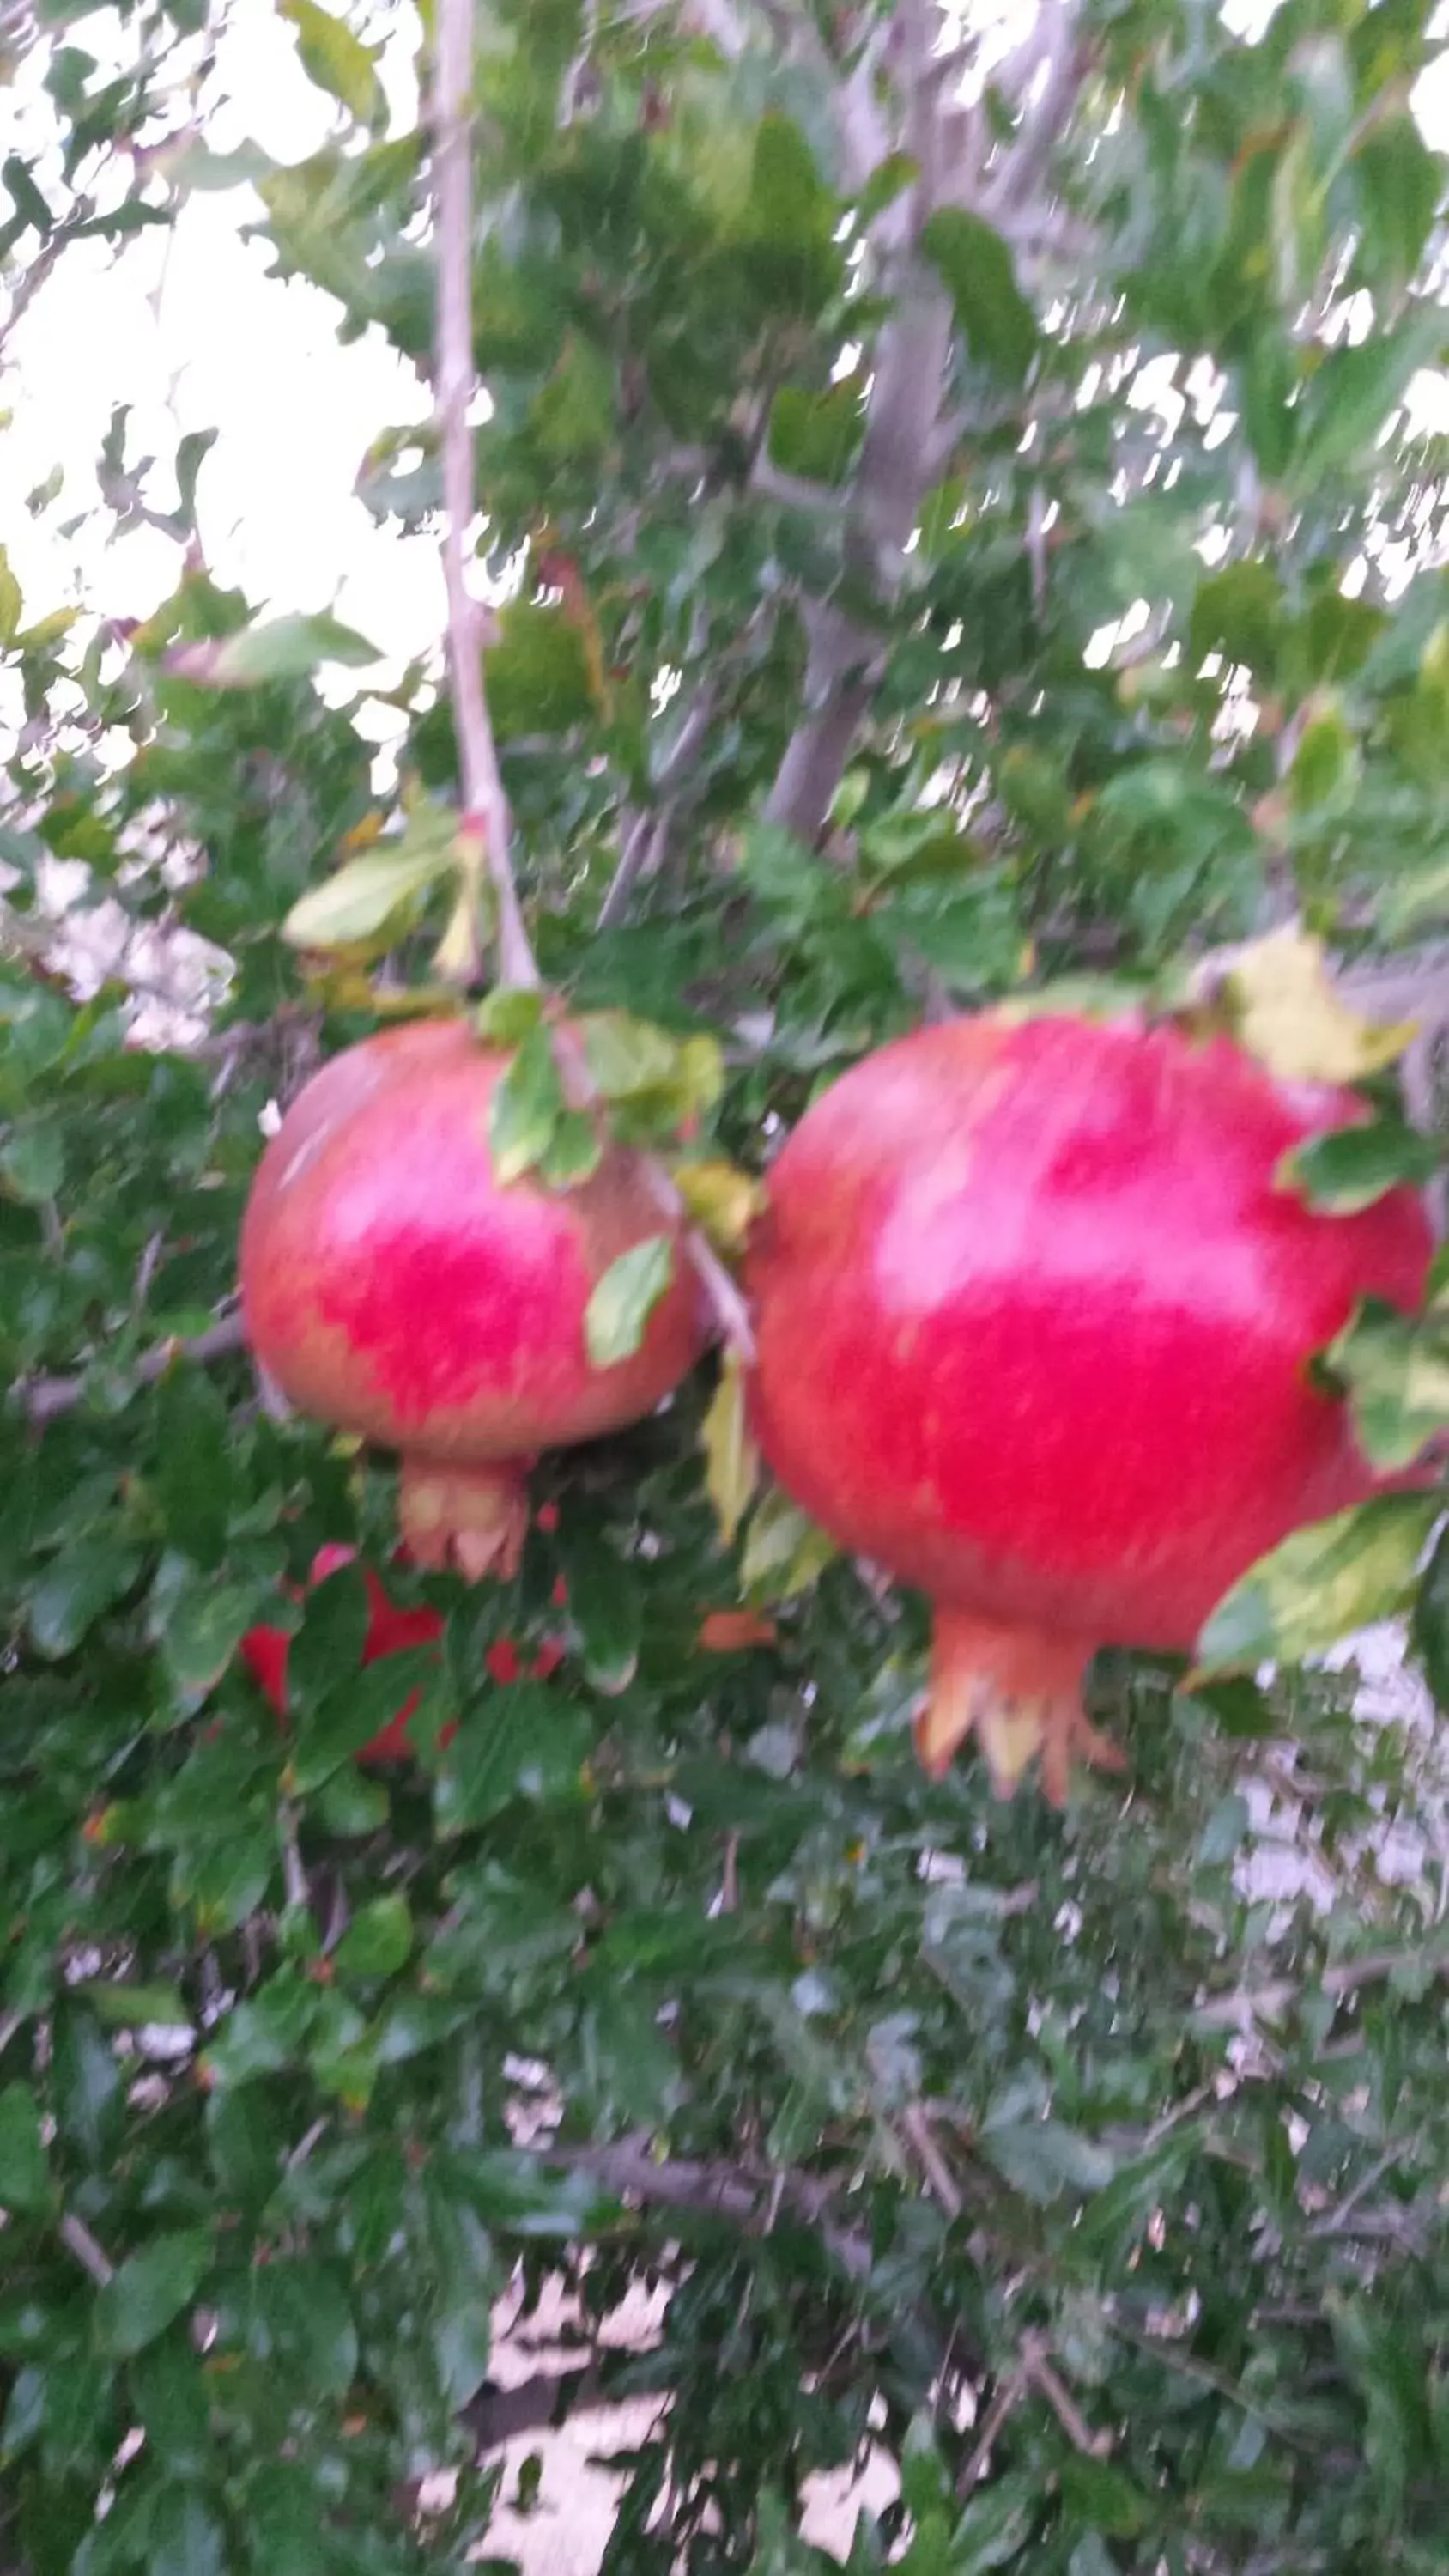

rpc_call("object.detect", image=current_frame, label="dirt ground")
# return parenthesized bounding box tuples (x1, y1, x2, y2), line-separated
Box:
(469, 2278, 899, 2571)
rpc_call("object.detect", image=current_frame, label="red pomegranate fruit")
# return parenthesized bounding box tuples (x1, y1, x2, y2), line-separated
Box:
(239, 1542, 567, 1765)
(239, 1021, 706, 1577)
(745, 1010, 1434, 1802)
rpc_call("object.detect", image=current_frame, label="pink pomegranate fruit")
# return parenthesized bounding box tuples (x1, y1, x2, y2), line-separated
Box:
(745, 1011, 1434, 1801)
(239, 1542, 567, 1765)
(239, 1021, 706, 1577)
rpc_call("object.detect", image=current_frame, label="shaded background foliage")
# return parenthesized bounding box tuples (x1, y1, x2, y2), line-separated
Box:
(3, 1, 1449, 2570)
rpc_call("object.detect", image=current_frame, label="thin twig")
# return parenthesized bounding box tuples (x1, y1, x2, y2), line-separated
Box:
(278, 1802, 309, 1912)
(899, 2100, 964, 2220)
(59, 2211, 116, 2287)
(432, 0, 537, 990)
(1027, 2343, 1111, 2457)
(957, 2367, 1027, 2494)
(19, 1307, 246, 1429)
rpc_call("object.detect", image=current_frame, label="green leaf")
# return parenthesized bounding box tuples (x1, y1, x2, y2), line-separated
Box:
(278, 0, 382, 125)
(286, 1648, 440, 1792)
(0, 544, 22, 646)
(129, 2330, 212, 2476)
(741, 1487, 837, 1601)
(0, 1121, 64, 1203)
(919, 208, 1037, 382)
(557, 1518, 641, 1692)
(1279, 1116, 1440, 1213)
(243, 2464, 332, 2576)
(1288, 697, 1360, 813)
(1317, 1297, 1449, 1472)
(1293, 306, 1446, 485)
(1195, 1492, 1441, 1674)
(163, 1578, 269, 1707)
(1197, 1790, 1250, 1867)
(331, 1893, 413, 1979)
(585, 1235, 674, 1369)
(1413, 1520, 1449, 1708)
(1190, 561, 1284, 677)
(73, 1980, 189, 2029)
(580, 1008, 682, 1100)
(488, 1020, 564, 1185)
(435, 1683, 591, 1833)
(767, 380, 862, 485)
(95, 2229, 210, 2359)
(154, 1366, 230, 1569)
(0, 2084, 48, 2214)
(165, 610, 379, 687)
(540, 1106, 603, 1188)
(979, 2117, 1117, 2207)
(1066, 2541, 1123, 2576)
(28, 1536, 142, 1657)
(1058, 2455, 1151, 2538)
(282, 828, 459, 952)
(948, 2472, 1039, 2571)
(475, 983, 545, 1046)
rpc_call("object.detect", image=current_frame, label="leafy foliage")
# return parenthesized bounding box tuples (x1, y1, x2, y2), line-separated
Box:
(4, 2, 1449, 2572)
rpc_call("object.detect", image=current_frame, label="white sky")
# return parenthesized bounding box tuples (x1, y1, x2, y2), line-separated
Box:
(3, 0, 1449, 723)
(0, 3, 438, 708)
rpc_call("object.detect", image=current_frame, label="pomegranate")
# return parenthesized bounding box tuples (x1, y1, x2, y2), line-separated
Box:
(239, 1021, 706, 1577)
(745, 1011, 1434, 1801)
(239, 1542, 567, 1765)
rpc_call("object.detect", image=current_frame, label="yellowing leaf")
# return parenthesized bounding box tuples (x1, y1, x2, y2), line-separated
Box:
(1193, 1491, 1440, 1677)
(283, 829, 459, 954)
(701, 1349, 759, 1547)
(0, 544, 22, 647)
(741, 1486, 838, 1602)
(672, 1158, 762, 1255)
(1211, 925, 1416, 1084)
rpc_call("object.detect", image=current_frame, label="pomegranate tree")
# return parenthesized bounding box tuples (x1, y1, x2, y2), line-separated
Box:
(239, 1020, 706, 1577)
(746, 1010, 1434, 1801)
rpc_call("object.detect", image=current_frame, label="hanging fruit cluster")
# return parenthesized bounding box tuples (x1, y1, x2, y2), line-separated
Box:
(239, 963, 1436, 1801)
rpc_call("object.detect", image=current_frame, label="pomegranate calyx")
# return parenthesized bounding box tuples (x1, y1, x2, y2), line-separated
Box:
(918, 1609, 1126, 1807)
(397, 1456, 532, 1582)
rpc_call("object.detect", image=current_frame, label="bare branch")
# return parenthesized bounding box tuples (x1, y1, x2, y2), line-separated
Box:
(549, 2132, 872, 2281)
(981, 1, 1088, 219)
(898, 2100, 964, 2220)
(433, 0, 537, 990)
(763, 0, 953, 843)
(19, 1307, 246, 1430)
(597, 685, 718, 930)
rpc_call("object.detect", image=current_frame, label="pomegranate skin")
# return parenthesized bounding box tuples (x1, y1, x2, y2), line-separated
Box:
(239, 1021, 706, 1574)
(746, 1011, 1434, 1799)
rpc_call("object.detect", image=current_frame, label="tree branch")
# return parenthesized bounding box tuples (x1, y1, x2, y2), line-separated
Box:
(763, 0, 950, 843)
(982, 1, 1088, 220)
(19, 1308, 246, 1430)
(762, 3, 1090, 848)
(547, 2132, 873, 2281)
(433, 0, 537, 990)
(597, 684, 718, 931)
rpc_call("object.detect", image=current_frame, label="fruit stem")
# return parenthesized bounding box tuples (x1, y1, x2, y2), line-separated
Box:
(398, 1455, 534, 1583)
(432, 0, 538, 995)
(918, 1607, 1126, 1805)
